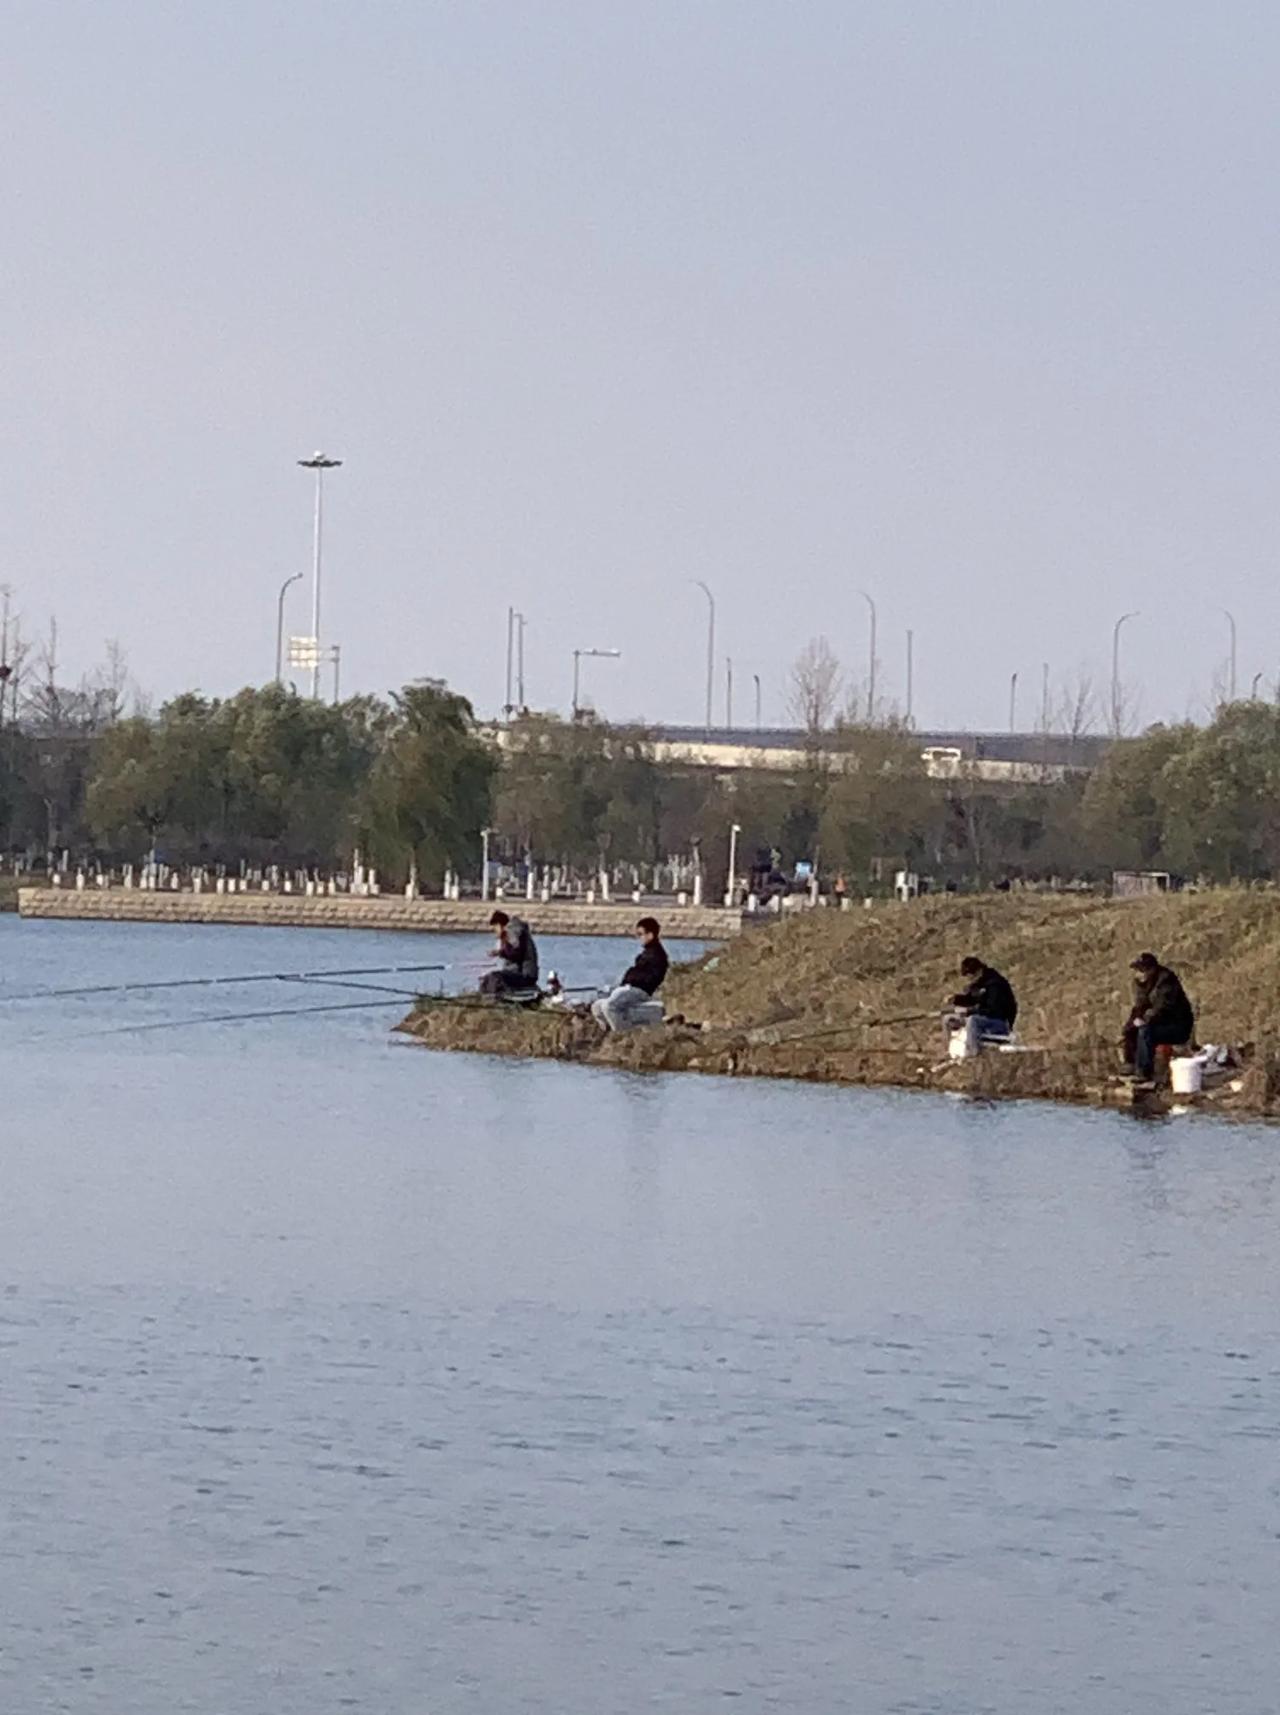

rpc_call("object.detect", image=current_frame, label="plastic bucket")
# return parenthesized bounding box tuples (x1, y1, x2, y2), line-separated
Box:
(948, 1017, 979, 1060)
(1170, 1055, 1203, 1095)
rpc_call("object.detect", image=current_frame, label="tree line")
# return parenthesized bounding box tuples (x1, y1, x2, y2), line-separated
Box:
(4, 672, 1280, 892)
(2, 624, 1276, 891)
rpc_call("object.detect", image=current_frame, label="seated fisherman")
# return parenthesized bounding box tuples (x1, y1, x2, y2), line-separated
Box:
(592, 917, 669, 1032)
(948, 955, 1018, 1043)
(479, 909, 539, 996)
(1123, 951, 1194, 1080)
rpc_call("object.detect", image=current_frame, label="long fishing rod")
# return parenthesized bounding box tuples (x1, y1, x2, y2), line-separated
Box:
(89, 996, 412, 1037)
(0, 961, 450, 1004)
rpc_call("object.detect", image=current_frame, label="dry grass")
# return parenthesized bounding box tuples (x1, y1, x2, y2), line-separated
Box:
(400, 891, 1280, 1114)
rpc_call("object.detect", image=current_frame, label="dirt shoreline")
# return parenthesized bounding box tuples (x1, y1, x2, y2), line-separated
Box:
(397, 892, 1280, 1118)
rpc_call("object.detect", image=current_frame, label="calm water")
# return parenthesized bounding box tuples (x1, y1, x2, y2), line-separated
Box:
(2, 918, 1278, 1714)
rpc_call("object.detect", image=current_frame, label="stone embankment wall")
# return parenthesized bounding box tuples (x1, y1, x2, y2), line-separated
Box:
(16, 887, 741, 941)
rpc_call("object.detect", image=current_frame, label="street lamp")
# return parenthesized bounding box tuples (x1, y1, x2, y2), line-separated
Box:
(1222, 608, 1238, 703)
(1009, 670, 1018, 734)
(860, 591, 877, 723)
(726, 656, 734, 729)
(571, 647, 620, 717)
(515, 611, 527, 710)
(753, 672, 762, 731)
(275, 572, 304, 684)
(725, 821, 741, 909)
(1111, 611, 1138, 737)
(1252, 671, 1263, 700)
(905, 630, 914, 725)
(693, 580, 715, 735)
(297, 452, 342, 700)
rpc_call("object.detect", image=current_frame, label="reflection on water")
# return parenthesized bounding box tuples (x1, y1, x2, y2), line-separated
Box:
(1, 919, 1278, 1713)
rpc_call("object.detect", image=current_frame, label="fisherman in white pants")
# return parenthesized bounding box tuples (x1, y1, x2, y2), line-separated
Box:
(592, 916, 669, 1032)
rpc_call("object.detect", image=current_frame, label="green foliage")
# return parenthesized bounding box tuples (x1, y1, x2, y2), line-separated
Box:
(1081, 724, 1192, 873)
(64, 692, 1280, 890)
(361, 682, 495, 884)
(820, 724, 935, 882)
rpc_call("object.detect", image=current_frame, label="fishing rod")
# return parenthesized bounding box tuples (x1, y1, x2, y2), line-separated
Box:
(0, 960, 450, 1004)
(89, 996, 412, 1037)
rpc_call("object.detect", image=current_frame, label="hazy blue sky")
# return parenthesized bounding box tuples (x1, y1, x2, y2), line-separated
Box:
(2, 2, 1276, 730)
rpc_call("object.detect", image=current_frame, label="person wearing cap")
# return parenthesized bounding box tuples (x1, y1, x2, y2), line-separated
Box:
(947, 955, 1018, 1043)
(479, 909, 539, 996)
(592, 917, 669, 1032)
(1123, 952, 1194, 1079)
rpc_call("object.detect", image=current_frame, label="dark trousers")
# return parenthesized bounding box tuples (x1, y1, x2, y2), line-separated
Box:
(1123, 1019, 1187, 1078)
(480, 968, 532, 997)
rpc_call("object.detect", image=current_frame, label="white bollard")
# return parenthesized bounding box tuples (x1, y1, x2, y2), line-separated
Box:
(677, 890, 688, 907)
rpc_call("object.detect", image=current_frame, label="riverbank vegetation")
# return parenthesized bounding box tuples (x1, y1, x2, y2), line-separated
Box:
(7, 662, 1280, 896)
(399, 891, 1280, 1114)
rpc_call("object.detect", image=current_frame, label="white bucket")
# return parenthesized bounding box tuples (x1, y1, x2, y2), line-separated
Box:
(948, 1017, 980, 1060)
(1169, 1055, 1203, 1096)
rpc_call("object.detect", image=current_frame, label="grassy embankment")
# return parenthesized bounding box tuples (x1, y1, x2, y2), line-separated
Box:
(397, 892, 1280, 1112)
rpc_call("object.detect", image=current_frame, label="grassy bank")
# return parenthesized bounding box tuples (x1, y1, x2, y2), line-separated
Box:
(398, 892, 1280, 1113)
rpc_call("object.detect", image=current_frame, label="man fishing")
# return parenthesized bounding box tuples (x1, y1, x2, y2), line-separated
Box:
(592, 916, 668, 1032)
(948, 955, 1018, 1043)
(1123, 951, 1194, 1080)
(480, 909, 539, 997)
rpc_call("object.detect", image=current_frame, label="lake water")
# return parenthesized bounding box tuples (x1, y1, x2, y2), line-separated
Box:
(2, 917, 1278, 1714)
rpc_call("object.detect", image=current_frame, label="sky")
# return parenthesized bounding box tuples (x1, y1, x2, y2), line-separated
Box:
(2, 1, 1277, 732)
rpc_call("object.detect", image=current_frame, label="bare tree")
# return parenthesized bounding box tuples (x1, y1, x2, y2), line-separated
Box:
(787, 637, 842, 734)
(84, 638, 132, 724)
(1055, 671, 1099, 742)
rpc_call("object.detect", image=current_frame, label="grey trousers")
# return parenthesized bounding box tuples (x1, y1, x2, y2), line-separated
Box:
(591, 985, 664, 1032)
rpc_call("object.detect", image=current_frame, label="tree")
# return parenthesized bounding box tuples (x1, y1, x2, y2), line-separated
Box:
(787, 638, 842, 734)
(1155, 704, 1280, 881)
(820, 724, 936, 885)
(491, 714, 614, 871)
(363, 682, 495, 886)
(1080, 723, 1193, 875)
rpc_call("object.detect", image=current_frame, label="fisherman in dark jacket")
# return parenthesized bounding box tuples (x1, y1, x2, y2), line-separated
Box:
(592, 917, 668, 1032)
(480, 910, 539, 996)
(1123, 951, 1194, 1079)
(949, 955, 1018, 1042)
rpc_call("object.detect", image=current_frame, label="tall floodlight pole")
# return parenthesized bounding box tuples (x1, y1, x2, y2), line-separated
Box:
(505, 607, 515, 718)
(1041, 662, 1050, 731)
(1222, 608, 1238, 703)
(1111, 611, 1138, 737)
(726, 657, 734, 729)
(860, 591, 877, 723)
(905, 629, 914, 725)
(1009, 671, 1018, 734)
(753, 672, 762, 731)
(275, 572, 304, 684)
(297, 452, 342, 700)
(515, 612, 527, 711)
(693, 581, 715, 735)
